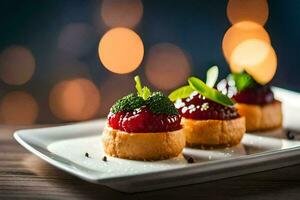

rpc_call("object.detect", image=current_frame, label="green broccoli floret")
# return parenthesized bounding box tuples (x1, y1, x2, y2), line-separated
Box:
(110, 93, 144, 113)
(146, 92, 179, 115)
(110, 76, 179, 115)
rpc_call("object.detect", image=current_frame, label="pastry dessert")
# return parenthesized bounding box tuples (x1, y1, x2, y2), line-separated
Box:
(169, 66, 245, 147)
(218, 73, 282, 132)
(102, 76, 185, 160)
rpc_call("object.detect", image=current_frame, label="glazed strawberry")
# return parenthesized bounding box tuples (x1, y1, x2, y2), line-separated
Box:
(175, 91, 239, 120)
(107, 76, 181, 133)
(218, 73, 275, 105)
(107, 111, 123, 128)
(233, 85, 274, 105)
(108, 106, 181, 133)
(169, 69, 238, 121)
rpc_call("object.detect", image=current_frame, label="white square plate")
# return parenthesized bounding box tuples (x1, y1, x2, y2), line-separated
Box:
(14, 87, 300, 193)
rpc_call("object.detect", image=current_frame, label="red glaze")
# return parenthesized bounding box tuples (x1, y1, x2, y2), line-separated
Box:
(108, 106, 181, 133)
(175, 92, 239, 120)
(233, 85, 274, 105)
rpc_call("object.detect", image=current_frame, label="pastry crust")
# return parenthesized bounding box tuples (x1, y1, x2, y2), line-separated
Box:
(102, 125, 185, 160)
(235, 100, 282, 132)
(182, 117, 245, 147)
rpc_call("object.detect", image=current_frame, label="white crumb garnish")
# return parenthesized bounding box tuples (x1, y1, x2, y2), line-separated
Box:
(189, 108, 196, 113)
(175, 99, 185, 109)
(217, 79, 227, 91)
(188, 104, 195, 109)
(228, 79, 235, 86)
(190, 91, 198, 98)
(182, 107, 188, 114)
(201, 102, 209, 111)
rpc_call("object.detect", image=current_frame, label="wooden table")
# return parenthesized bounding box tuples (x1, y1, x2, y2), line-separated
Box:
(1, 125, 300, 200)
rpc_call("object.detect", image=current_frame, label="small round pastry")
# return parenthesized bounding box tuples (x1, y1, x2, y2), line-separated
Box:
(103, 124, 185, 161)
(233, 85, 282, 131)
(102, 77, 185, 161)
(175, 92, 245, 147)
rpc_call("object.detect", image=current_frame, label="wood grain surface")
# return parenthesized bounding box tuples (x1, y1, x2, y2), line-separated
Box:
(1, 125, 300, 200)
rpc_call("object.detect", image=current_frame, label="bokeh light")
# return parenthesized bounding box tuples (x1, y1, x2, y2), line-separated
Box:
(222, 21, 270, 62)
(230, 39, 277, 84)
(227, 0, 269, 25)
(98, 27, 144, 74)
(0, 91, 38, 125)
(145, 43, 191, 90)
(49, 78, 100, 121)
(101, 0, 143, 28)
(99, 74, 134, 116)
(58, 23, 97, 58)
(0, 46, 35, 85)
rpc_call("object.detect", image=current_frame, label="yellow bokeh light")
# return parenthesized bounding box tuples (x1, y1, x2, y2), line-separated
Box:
(0, 46, 35, 85)
(99, 27, 144, 74)
(222, 21, 270, 62)
(101, 0, 143, 28)
(0, 91, 38, 125)
(230, 39, 277, 84)
(145, 43, 191, 90)
(227, 0, 269, 25)
(49, 78, 100, 121)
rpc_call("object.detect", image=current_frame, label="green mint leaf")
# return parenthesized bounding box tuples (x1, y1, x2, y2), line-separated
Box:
(188, 77, 235, 106)
(142, 86, 151, 100)
(206, 65, 219, 88)
(146, 92, 179, 115)
(228, 72, 255, 91)
(134, 75, 152, 100)
(168, 85, 194, 101)
(134, 75, 143, 97)
(110, 93, 144, 113)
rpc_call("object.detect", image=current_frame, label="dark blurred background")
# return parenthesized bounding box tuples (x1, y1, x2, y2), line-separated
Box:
(0, 0, 299, 124)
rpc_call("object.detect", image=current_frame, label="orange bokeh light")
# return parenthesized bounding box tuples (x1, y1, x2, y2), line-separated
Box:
(145, 43, 191, 90)
(0, 46, 35, 85)
(227, 0, 269, 25)
(101, 0, 143, 28)
(222, 21, 270, 62)
(49, 78, 100, 121)
(99, 27, 144, 74)
(0, 91, 38, 125)
(230, 39, 277, 84)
